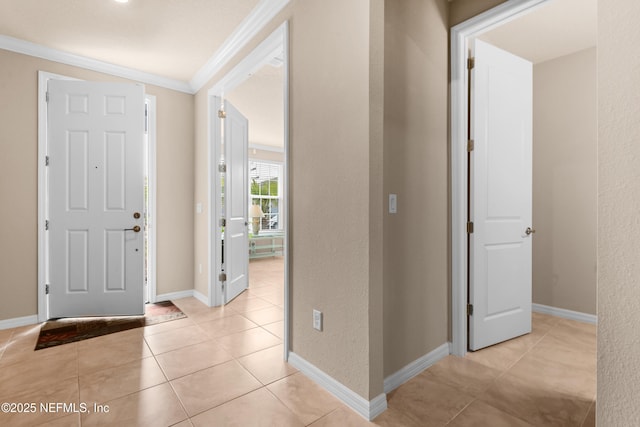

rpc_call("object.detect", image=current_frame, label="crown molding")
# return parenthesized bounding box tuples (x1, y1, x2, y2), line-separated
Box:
(0, 35, 193, 94)
(0, 0, 289, 95)
(189, 0, 290, 93)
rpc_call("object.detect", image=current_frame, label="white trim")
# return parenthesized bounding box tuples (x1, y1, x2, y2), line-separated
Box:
(145, 94, 158, 304)
(2, 36, 192, 94)
(533, 303, 597, 324)
(0, 315, 39, 331)
(383, 343, 450, 394)
(193, 290, 209, 306)
(1, 0, 288, 94)
(155, 290, 195, 303)
(288, 352, 388, 421)
(450, 0, 551, 357)
(207, 25, 286, 98)
(248, 143, 285, 153)
(281, 22, 291, 363)
(189, 0, 290, 92)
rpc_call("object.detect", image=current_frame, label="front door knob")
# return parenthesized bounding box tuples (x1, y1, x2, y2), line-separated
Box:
(525, 227, 536, 235)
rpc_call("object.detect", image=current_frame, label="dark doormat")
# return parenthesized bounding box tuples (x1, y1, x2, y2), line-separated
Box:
(34, 301, 186, 350)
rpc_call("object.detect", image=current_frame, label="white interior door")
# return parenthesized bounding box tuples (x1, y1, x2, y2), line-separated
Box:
(47, 80, 145, 318)
(222, 99, 249, 303)
(469, 39, 533, 350)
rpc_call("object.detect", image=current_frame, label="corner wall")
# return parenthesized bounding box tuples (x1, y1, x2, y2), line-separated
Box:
(383, 0, 450, 377)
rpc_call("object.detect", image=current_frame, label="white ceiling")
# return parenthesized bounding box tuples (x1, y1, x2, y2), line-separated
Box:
(0, 0, 287, 148)
(0, 0, 260, 82)
(479, 0, 597, 64)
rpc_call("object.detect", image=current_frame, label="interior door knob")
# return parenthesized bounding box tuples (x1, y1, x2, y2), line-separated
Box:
(525, 227, 536, 235)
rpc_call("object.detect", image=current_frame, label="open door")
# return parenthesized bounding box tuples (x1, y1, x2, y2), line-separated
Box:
(215, 98, 249, 304)
(47, 80, 145, 318)
(468, 39, 533, 350)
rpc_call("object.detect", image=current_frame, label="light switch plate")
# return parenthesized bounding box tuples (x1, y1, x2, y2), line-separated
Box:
(389, 194, 397, 214)
(313, 309, 323, 331)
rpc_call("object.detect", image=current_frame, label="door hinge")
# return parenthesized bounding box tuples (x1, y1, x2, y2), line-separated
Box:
(467, 139, 474, 152)
(45, 284, 50, 295)
(45, 156, 50, 166)
(219, 273, 227, 282)
(45, 220, 49, 231)
(467, 303, 473, 316)
(144, 104, 149, 133)
(218, 109, 226, 119)
(218, 163, 227, 173)
(219, 218, 226, 227)
(466, 221, 474, 234)
(467, 57, 475, 70)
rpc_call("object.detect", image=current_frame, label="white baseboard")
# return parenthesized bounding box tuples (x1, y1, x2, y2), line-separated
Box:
(193, 290, 209, 306)
(155, 290, 195, 303)
(287, 352, 387, 421)
(383, 342, 450, 394)
(533, 303, 597, 324)
(0, 315, 39, 330)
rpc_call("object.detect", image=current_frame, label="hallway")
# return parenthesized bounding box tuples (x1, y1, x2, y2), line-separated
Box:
(0, 257, 595, 426)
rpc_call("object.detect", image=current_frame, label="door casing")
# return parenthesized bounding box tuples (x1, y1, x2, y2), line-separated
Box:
(37, 71, 157, 321)
(450, 0, 549, 356)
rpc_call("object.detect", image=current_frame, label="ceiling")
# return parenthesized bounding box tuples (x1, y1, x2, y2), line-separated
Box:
(0, 0, 595, 149)
(479, 0, 597, 64)
(0, 0, 287, 148)
(0, 0, 260, 82)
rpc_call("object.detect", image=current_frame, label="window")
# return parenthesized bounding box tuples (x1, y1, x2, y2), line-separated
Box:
(249, 160, 282, 232)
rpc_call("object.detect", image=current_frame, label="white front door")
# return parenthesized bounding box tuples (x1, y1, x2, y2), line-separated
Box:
(47, 80, 145, 318)
(220, 99, 249, 303)
(469, 39, 533, 350)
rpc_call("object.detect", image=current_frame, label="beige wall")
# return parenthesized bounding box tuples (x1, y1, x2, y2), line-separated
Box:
(598, 0, 640, 423)
(194, 0, 385, 400)
(383, 0, 450, 377)
(0, 49, 194, 321)
(532, 48, 597, 315)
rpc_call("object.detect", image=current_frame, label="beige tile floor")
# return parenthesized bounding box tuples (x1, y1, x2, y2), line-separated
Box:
(0, 257, 596, 426)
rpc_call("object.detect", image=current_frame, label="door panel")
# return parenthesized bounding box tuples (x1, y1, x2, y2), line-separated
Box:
(48, 80, 145, 318)
(223, 99, 249, 303)
(469, 39, 533, 350)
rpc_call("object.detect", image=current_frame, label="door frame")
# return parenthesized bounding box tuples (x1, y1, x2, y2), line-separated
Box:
(37, 71, 158, 321)
(450, 0, 549, 356)
(207, 22, 290, 357)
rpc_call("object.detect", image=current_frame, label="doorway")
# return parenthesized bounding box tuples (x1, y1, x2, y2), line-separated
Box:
(207, 23, 290, 358)
(451, 0, 597, 355)
(37, 71, 157, 321)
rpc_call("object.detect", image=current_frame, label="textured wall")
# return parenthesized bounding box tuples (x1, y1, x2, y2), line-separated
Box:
(0, 49, 194, 321)
(598, 0, 640, 423)
(383, 0, 450, 377)
(532, 48, 597, 315)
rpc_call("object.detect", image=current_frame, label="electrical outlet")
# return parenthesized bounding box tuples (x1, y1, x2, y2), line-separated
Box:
(313, 309, 323, 331)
